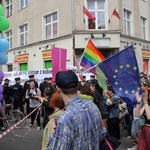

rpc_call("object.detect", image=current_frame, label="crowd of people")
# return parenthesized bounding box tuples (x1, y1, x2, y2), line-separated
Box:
(0, 70, 150, 150)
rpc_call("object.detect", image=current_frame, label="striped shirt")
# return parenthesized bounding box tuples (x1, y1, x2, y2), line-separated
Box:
(47, 96, 106, 150)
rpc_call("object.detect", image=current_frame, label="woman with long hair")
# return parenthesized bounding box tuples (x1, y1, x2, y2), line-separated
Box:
(136, 80, 150, 150)
(42, 85, 55, 129)
(41, 92, 65, 150)
(105, 85, 120, 140)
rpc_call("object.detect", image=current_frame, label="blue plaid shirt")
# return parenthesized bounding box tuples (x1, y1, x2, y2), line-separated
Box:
(47, 96, 106, 150)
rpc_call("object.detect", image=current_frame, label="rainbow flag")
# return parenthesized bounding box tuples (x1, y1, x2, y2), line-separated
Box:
(80, 39, 107, 90)
(80, 39, 105, 74)
(38, 96, 43, 102)
(105, 98, 113, 106)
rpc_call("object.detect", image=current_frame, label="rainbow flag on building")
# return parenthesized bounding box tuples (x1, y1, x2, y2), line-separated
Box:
(80, 39, 105, 74)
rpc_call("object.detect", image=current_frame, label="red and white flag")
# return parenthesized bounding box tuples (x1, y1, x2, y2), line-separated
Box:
(83, 6, 96, 21)
(112, 8, 121, 19)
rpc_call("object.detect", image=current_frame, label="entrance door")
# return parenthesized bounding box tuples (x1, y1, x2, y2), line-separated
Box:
(143, 59, 148, 74)
(20, 63, 28, 71)
(45, 60, 52, 69)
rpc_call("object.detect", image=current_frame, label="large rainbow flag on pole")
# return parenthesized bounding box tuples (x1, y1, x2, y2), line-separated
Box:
(80, 39, 105, 74)
(80, 39, 107, 90)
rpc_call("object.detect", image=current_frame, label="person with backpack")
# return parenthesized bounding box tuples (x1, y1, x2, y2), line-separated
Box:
(25, 80, 41, 131)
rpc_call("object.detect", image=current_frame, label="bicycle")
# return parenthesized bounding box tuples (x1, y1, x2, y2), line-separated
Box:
(4, 103, 26, 129)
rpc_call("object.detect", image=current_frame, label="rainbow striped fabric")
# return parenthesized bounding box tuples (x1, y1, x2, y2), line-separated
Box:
(105, 98, 113, 106)
(80, 39, 105, 74)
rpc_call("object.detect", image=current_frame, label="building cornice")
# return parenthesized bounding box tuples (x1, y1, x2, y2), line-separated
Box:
(74, 30, 122, 34)
(7, 34, 73, 52)
(121, 34, 150, 44)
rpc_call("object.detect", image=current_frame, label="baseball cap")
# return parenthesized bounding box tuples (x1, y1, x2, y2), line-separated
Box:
(44, 77, 48, 80)
(15, 77, 20, 81)
(90, 75, 95, 78)
(28, 75, 34, 78)
(82, 76, 86, 79)
(4, 78, 10, 81)
(56, 70, 78, 89)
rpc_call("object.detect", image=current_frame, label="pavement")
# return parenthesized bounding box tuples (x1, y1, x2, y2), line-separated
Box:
(0, 118, 135, 150)
(0, 105, 135, 150)
(117, 126, 135, 150)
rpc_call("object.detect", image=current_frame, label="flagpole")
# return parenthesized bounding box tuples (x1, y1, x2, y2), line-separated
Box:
(72, 47, 81, 74)
(108, 8, 115, 23)
(108, 14, 113, 23)
(80, 63, 99, 74)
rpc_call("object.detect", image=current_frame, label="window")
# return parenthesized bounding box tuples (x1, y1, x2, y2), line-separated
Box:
(5, 30, 12, 48)
(140, 16, 147, 40)
(19, 24, 28, 46)
(19, 0, 28, 10)
(124, 9, 132, 35)
(44, 11, 58, 39)
(86, 0, 106, 30)
(5, 0, 12, 17)
(7, 64, 13, 71)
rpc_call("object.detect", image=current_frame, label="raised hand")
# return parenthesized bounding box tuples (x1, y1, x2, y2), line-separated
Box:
(135, 91, 142, 103)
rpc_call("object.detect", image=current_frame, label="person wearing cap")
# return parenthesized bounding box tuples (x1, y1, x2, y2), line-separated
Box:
(47, 70, 106, 150)
(23, 75, 38, 116)
(2, 78, 12, 115)
(10, 77, 24, 113)
(90, 75, 95, 80)
(47, 77, 52, 86)
(39, 77, 49, 97)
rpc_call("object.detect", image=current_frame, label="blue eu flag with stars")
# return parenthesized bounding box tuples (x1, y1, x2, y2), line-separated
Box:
(98, 45, 141, 107)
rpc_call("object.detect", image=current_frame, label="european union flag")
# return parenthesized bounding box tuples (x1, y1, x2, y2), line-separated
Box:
(98, 45, 141, 107)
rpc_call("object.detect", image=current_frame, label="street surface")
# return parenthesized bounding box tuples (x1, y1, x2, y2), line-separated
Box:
(0, 119, 134, 150)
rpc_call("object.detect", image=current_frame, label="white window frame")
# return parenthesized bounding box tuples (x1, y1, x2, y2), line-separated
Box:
(140, 16, 147, 40)
(18, 23, 28, 46)
(123, 8, 133, 36)
(5, 29, 12, 49)
(43, 10, 59, 39)
(19, 0, 28, 10)
(5, 0, 12, 17)
(85, 0, 108, 30)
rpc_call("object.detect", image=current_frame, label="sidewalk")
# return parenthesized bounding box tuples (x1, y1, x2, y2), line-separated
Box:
(117, 126, 134, 150)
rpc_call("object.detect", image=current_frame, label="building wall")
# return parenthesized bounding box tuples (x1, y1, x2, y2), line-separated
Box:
(1, 0, 150, 75)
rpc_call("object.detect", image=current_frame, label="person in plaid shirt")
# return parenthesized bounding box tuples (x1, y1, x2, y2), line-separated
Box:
(47, 70, 106, 150)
